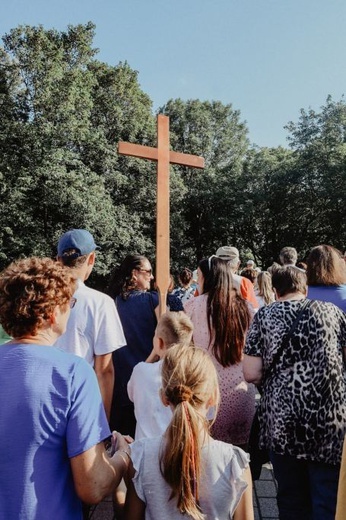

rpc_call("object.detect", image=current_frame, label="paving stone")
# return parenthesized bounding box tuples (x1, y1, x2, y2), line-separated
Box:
(257, 497, 279, 518)
(255, 479, 277, 497)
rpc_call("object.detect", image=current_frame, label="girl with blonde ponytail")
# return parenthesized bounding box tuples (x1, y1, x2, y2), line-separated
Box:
(125, 345, 254, 519)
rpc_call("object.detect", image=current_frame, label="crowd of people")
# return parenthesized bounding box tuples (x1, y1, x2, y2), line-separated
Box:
(1, 230, 346, 520)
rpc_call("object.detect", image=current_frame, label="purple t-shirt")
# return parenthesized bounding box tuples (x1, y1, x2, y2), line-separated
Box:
(307, 284, 346, 313)
(0, 343, 110, 519)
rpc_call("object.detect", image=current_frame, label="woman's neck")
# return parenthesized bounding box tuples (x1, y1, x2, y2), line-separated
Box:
(8, 330, 58, 346)
(277, 291, 306, 301)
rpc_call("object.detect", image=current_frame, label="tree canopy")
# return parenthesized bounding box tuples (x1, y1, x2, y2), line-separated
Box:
(1, 22, 346, 284)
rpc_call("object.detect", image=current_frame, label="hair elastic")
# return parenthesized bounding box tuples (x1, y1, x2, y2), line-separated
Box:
(182, 401, 198, 500)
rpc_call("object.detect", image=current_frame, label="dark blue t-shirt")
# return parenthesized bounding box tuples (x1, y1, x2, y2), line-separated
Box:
(113, 291, 158, 406)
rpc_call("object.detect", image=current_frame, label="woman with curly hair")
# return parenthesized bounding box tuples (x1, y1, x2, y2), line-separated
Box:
(0, 257, 130, 520)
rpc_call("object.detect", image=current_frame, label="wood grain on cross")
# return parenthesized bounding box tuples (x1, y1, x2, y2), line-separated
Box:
(118, 114, 205, 316)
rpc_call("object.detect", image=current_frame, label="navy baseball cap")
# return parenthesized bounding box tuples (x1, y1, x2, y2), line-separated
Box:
(57, 229, 99, 257)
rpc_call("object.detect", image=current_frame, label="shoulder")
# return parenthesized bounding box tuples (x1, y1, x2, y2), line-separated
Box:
(310, 298, 346, 320)
(132, 361, 158, 378)
(240, 276, 253, 289)
(205, 439, 250, 472)
(75, 283, 116, 310)
(131, 436, 162, 466)
(184, 293, 206, 313)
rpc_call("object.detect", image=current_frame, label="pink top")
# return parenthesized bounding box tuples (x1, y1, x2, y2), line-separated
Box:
(184, 294, 256, 445)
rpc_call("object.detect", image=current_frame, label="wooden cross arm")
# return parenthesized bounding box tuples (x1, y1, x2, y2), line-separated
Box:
(118, 142, 205, 169)
(170, 151, 204, 169)
(118, 142, 158, 161)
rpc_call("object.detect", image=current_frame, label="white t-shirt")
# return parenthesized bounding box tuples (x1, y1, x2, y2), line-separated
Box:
(55, 279, 126, 366)
(131, 436, 249, 519)
(127, 360, 172, 440)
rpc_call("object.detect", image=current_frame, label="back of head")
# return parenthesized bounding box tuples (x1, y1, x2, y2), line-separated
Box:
(200, 256, 251, 366)
(57, 229, 98, 268)
(279, 246, 298, 266)
(272, 266, 307, 298)
(215, 245, 240, 270)
(257, 271, 275, 305)
(240, 268, 258, 284)
(201, 256, 233, 294)
(156, 311, 193, 348)
(107, 254, 148, 298)
(178, 268, 193, 287)
(0, 257, 76, 338)
(267, 262, 280, 275)
(306, 244, 346, 286)
(161, 345, 219, 520)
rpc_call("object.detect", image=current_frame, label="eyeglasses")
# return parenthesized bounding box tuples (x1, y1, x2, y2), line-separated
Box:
(138, 268, 153, 275)
(70, 298, 77, 309)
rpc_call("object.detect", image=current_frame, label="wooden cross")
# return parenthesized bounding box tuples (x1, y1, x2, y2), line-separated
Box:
(118, 114, 205, 316)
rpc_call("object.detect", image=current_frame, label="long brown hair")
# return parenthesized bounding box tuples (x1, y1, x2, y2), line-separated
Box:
(160, 345, 219, 520)
(199, 257, 251, 366)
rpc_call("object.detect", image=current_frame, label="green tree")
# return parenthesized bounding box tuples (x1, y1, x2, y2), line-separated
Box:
(285, 96, 346, 252)
(0, 24, 158, 281)
(159, 99, 249, 266)
(239, 147, 303, 267)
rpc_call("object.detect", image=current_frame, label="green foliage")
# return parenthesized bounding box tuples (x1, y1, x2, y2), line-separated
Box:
(0, 23, 157, 283)
(1, 22, 346, 282)
(160, 99, 249, 266)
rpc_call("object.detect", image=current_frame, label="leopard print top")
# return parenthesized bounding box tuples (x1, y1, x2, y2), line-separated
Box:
(244, 298, 346, 464)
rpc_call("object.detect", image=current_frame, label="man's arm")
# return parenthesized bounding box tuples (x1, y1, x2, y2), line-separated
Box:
(94, 353, 114, 421)
(71, 436, 129, 504)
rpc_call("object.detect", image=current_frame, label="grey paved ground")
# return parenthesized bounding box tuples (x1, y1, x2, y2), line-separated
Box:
(88, 462, 279, 519)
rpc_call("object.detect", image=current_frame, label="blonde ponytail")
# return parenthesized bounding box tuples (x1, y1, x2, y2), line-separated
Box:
(160, 346, 219, 520)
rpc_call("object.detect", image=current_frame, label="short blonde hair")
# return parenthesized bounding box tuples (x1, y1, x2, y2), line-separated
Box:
(0, 257, 76, 337)
(156, 311, 193, 348)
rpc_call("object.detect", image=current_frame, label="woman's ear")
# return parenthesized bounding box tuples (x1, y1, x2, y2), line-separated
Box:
(49, 306, 58, 325)
(160, 388, 170, 407)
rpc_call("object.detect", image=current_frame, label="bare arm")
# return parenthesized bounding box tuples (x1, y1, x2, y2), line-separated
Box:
(94, 353, 114, 421)
(233, 467, 254, 520)
(243, 354, 263, 386)
(124, 460, 146, 520)
(70, 439, 129, 504)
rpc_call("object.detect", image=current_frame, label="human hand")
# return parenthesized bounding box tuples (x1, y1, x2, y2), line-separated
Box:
(110, 431, 133, 457)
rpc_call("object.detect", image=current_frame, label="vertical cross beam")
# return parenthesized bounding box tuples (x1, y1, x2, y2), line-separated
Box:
(156, 115, 170, 316)
(118, 114, 204, 316)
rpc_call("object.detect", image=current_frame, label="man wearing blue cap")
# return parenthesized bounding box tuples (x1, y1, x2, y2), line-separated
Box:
(55, 229, 126, 422)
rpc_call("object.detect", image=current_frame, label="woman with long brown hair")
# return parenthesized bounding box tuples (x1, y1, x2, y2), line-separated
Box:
(184, 256, 256, 448)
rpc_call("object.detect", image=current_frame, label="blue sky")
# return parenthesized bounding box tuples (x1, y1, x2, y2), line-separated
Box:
(1, 0, 345, 148)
